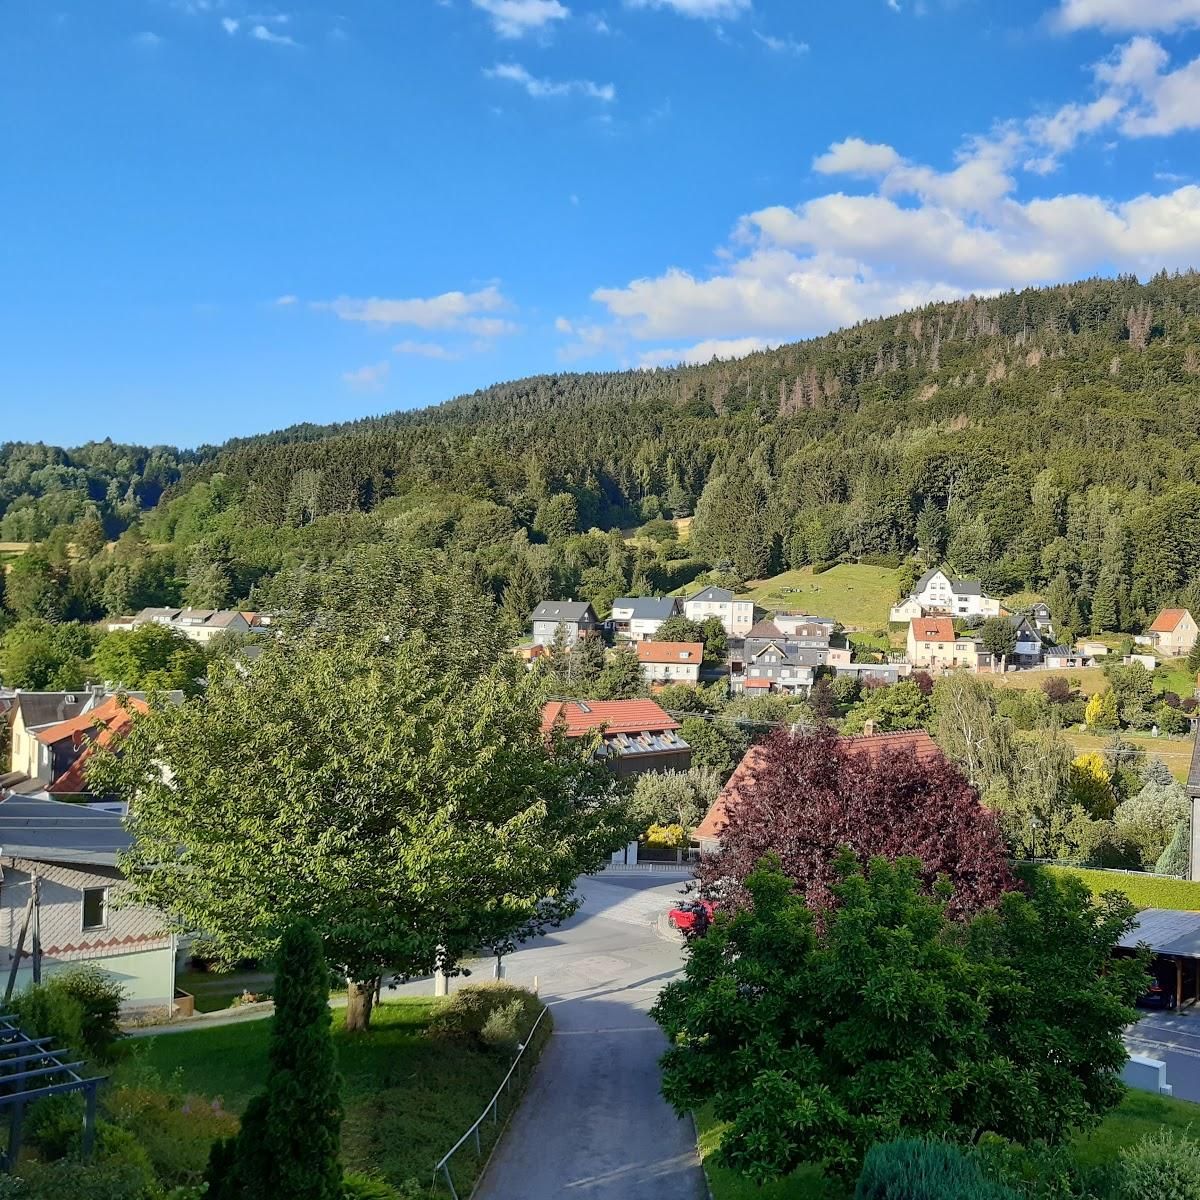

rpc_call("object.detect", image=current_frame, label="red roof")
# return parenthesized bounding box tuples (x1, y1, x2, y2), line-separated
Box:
(742, 679, 772, 689)
(1151, 608, 1190, 633)
(34, 695, 148, 746)
(910, 616, 955, 643)
(693, 730, 941, 843)
(636, 641, 703, 665)
(540, 699, 680, 738)
(40, 696, 148, 796)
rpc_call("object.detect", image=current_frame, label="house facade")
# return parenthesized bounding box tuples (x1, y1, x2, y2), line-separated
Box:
(1150, 609, 1198, 657)
(129, 607, 253, 644)
(0, 796, 177, 1010)
(530, 601, 599, 648)
(890, 568, 1001, 623)
(635, 641, 703, 685)
(610, 597, 680, 642)
(906, 617, 992, 672)
(1006, 614, 1045, 667)
(683, 587, 755, 637)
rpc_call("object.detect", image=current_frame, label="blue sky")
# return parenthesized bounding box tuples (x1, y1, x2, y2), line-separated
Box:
(3, 0, 1200, 447)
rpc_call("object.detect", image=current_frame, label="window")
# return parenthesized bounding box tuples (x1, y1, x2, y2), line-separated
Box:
(82, 887, 108, 931)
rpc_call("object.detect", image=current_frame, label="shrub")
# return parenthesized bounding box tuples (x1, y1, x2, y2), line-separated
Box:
(343, 1172, 403, 1199)
(1046, 866, 1200, 910)
(855, 1138, 1017, 1200)
(480, 998, 527, 1054)
(12, 1159, 153, 1200)
(1157, 822, 1192, 876)
(25, 1093, 85, 1160)
(9, 966, 125, 1064)
(811, 560, 835, 575)
(427, 983, 542, 1051)
(1119, 1128, 1200, 1200)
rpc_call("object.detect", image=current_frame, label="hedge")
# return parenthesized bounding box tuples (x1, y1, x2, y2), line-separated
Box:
(1045, 866, 1200, 911)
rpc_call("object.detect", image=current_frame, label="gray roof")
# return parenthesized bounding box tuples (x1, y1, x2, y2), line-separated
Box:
(1118, 908, 1200, 958)
(134, 607, 182, 622)
(687, 586, 734, 604)
(13, 692, 95, 731)
(0, 795, 132, 868)
(615, 597, 679, 621)
(951, 579, 983, 596)
(915, 567, 945, 591)
(531, 601, 595, 623)
(1045, 644, 1079, 657)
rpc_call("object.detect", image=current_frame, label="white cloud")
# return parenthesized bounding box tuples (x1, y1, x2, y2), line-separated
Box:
(394, 340, 459, 359)
(250, 23, 296, 44)
(342, 361, 391, 389)
(813, 137, 903, 176)
(221, 17, 239, 33)
(274, 294, 297, 306)
(639, 336, 773, 366)
(484, 62, 615, 100)
(624, 0, 751, 18)
(1054, 0, 1200, 32)
(321, 286, 517, 337)
(132, 30, 163, 47)
(754, 30, 808, 54)
(472, 0, 569, 38)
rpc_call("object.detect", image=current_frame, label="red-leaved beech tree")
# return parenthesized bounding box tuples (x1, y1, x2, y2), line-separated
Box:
(700, 726, 1014, 916)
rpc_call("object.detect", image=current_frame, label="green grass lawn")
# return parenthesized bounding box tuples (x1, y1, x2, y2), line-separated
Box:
(175, 966, 275, 1013)
(133, 996, 548, 1195)
(741, 565, 901, 634)
(1056, 730, 1195, 783)
(698, 1091, 1200, 1200)
(1044, 865, 1200, 910)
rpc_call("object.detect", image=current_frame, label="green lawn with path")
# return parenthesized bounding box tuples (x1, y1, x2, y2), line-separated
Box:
(697, 1091, 1200, 1200)
(739, 565, 901, 633)
(133, 995, 548, 1195)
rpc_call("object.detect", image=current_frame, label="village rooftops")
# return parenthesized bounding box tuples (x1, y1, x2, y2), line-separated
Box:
(612, 597, 679, 620)
(540, 699, 680, 738)
(745, 620, 787, 640)
(635, 641, 703, 664)
(530, 601, 595, 622)
(687, 586, 734, 603)
(910, 616, 956, 642)
(1151, 608, 1191, 633)
(0, 795, 131, 868)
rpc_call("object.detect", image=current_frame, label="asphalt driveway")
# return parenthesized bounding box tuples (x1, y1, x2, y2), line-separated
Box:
(469, 872, 708, 1200)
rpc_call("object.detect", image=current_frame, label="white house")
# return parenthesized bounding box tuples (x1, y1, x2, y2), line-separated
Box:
(890, 568, 1001, 622)
(635, 641, 703, 685)
(683, 586, 755, 637)
(0, 796, 178, 1012)
(609, 597, 680, 642)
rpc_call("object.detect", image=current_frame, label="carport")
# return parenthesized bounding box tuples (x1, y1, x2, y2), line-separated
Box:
(1117, 908, 1200, 1009)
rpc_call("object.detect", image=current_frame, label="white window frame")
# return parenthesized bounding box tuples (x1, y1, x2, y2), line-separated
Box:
(81, 886, 109, 932)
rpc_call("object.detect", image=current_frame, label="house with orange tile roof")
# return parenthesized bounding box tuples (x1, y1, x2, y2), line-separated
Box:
(540, 699, 691, 779)
(28, 695, 148, 800)
(906, 616, 992, 673)
(635, 641, 703, 685)
(693, 730, 941, 854)
(1149, 608, 1197, 657)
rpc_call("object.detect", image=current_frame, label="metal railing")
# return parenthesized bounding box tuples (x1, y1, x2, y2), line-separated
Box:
(431, 1005, 550, 1199)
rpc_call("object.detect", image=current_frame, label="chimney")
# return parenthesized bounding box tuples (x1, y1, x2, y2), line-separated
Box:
(862, 719, 878, 737)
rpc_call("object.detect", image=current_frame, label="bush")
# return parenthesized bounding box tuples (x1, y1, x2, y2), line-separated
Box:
(811, 560, 835, 575)
(855, 1138, 1017, 1200)
(480, 998, 527, 1054)
(343, 1173, 402, 1200)
(1119, 1128, 1200, 1200)
(9, 966, 125, 1063)
(25, 1094, 85, 1160)
(12, 1159, 153, 1200)
(426, 983, 543, 1051)
(1046, 865, 1200, 910)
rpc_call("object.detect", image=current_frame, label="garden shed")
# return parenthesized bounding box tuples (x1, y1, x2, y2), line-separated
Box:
(1116, 908, 1200, 1009)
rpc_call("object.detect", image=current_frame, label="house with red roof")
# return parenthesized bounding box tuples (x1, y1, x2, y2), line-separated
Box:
(1150, 608, 1197, 657)
(692, 729, 941, 855)
(540, 699, 692, 779)
(906, 616, 992, 673)
(635, 641, 703, 686)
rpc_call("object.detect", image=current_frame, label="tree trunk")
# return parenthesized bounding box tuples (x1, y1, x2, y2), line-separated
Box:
(345, 977, 377, 1032)
(492, 953, 505, 981)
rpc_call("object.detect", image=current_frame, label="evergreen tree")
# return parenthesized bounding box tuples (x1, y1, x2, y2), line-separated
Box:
(207, 921, 343, 1200)
(1156, 822, 1191, 877)
(914, 501, 947, 563)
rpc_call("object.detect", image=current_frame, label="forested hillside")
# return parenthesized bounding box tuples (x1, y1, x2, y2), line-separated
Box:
(4, 271, 1200, 640)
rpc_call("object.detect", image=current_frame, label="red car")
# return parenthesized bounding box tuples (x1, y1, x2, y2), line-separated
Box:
(668, 899, 715, 933)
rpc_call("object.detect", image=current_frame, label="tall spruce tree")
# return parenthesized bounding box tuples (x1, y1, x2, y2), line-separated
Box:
(207, 921, 343, 1200)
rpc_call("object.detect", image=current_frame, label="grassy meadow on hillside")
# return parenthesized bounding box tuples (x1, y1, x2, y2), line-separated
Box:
(740, 564, 900, 632)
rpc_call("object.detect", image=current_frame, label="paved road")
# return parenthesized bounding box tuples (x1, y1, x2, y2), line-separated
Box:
(1126, 1010, 1200, 1101)
(468, 872, 708, 1200)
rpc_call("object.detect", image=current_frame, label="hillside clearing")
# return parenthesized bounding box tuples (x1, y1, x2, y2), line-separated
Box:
(740, 565, 900, 633)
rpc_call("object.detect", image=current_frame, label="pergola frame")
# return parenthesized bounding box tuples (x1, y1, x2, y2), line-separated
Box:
(0, 1012, 103, 1171)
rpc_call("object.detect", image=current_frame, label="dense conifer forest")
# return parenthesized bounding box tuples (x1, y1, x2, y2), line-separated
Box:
(4, 271, 1200, 635)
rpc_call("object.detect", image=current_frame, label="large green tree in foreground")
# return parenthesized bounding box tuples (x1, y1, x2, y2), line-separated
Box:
(93, 611, 630, 1031)
(207, 921, 342, 1200)
(653, 856, 1144, 1184)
